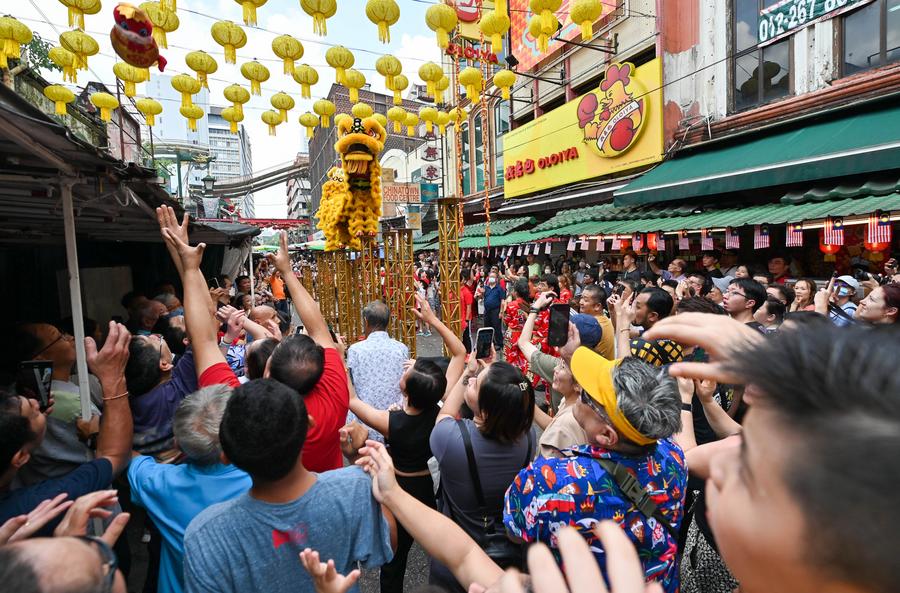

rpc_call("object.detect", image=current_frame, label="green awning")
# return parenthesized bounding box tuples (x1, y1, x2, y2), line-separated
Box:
(614, 101, 900, 206)
(461, 216, 535, 238)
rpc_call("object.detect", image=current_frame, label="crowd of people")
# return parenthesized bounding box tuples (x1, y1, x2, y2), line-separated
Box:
(0, 218, 898, 593)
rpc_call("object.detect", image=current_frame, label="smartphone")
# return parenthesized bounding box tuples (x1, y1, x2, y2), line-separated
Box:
(548, 303, 570, 347)
(208, 277, 220, 289)
(16, 361, 53, 412)
(475, 327, 494, 359)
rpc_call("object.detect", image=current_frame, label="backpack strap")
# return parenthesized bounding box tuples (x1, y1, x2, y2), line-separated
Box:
(596, 458, 678, 540)
(456, 419, 489, 527)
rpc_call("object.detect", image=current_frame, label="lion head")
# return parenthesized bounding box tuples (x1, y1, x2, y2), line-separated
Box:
(334, 117, 386, 176)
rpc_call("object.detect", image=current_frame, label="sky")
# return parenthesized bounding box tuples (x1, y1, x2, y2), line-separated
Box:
(11, 0, 440, 217)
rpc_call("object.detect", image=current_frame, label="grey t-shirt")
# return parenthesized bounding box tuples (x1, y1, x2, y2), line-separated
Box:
(430, 418, 535, 540)
(183, 466, 393, 593)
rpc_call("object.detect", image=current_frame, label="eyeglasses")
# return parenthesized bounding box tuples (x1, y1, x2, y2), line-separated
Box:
(32, 331, 70, 358)
(579, 391, 608, 419)
(725, 290, 746, 299)
(76, 535, 118, 593)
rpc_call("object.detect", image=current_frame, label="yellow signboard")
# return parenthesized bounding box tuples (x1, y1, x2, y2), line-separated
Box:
(502, 58, 664, 199)
(456, 0, 494, 40)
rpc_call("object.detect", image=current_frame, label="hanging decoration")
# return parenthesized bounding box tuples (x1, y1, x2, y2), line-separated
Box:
(139, 2, 178, 49)
(375, 55, 402, 91)
(351, 102, 374, 119)
(43, 85, 75, 116)
(478, 9, 509, 54)
(220, 106, 243, 133)
(435, 110, 450, 134)
(210, 20, 246, 64)
(0, 17, 33, 70)
(425, 2, 457, 49)
(418, 61, 443, 99)
(171, 73, 201, 108)
(366, 0, 400, 43)
(530, 0, 561, 32)
(404, 112, 419, 137)
(867, 210, 893, 244)
(161, 0, 176, 11)
(292, 64, 318, 99)
(180, 104, 203, 131)
(333, 113, 350, 127)
(241, 60, 270, 95)
(272, 34, 303, 74)
(110, 4, 166, 70)
(389, 73, 408, 105)
(271, 92, 295, 122)
(234, 0, 267, 26)
(434, 75, 449, 104)
(50, 47, 78, 83)
(135, 97, 162, 126)
(223, 83, 251, 116)
(372, 113, 388, 129)
(569, 0, 603, 41)
(261, 109, 282, 135)
(314, 98, 337, 127)
(61, 28, 100, 72)
(343, 69, 366, 103)
(448, 105, 468, 125)
(300, 0, 337, 36)
(59, 0, 102, 30)
(419, 107, 438, 133)
(113, 62, 148, 97)
(299, 112, 319, 137)
(527, 15, 550, 53)
(459, 67, 482, 101)
(493, 69, 516, 99)
(90, 92, 119, 122)
(185, 50, 218, 89)
(325, 46, 354, 84)
(387, 106, 406, 133)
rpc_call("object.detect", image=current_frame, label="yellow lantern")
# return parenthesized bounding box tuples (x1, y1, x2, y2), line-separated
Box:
(343, 69, 366, 103)
(223, 83, 251, 117)
(272, 34, 303, 75)
(300, 0, 337, 36)
(234, 0, 267, 26)
(448, 105, 468, 125)
(435, 110, 451, 135)
(43, 85, 74, 116)
(89, 92, 119, 122)
(528, 15, 549, 53)
(404, 112, 419, 137)
(569, 0, 603, 41)
(0, 17, 33, 69)
(493, 69, 516, 100)
(390, 74, 408, 105)
(241, 60, 270, 96)
(299, 112, 319, 138)
(210, 21, 247, 64)
(59, 29, 99, 71)
(459, 67, 482, 102)
(49, 46, 78, 83)
(325, 46, 354, 84)
(171, 73, 201, 108)
(161, 0, 176, 10)
(375, 55, 402, 90)
(419, 107, 438, 133)
(351, 102, 374, 119)
(333, 113, 350, 127)
(435, 75, 449, 104)
(58, 0, 101, 30)
(113, 62, 147, 98)
(478, 10, 510, 54)
(135, 98, 163, 126)
(140, 2, 179, 49)
(425, 3, 457, 50)
(530, 0, 561, 32)
(180, 105, 204, 132)
(271, 92, 295, 122)
(292, 64, 319, 99)
(261, 109, 282, 136)
(185, 51, 218, 89)
(366, 0, 400, 43)
(314, 98, 336, 127)
(418, 61, 443, 99)
(373, 113, 388, 129)
(220, 106, 243, 133)
(387, 106, 406, 133)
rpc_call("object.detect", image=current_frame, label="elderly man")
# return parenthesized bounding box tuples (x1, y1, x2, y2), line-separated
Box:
(504, 348, 686, 593)
(128, 385, 252, 593)
(347, 300, 409, 441)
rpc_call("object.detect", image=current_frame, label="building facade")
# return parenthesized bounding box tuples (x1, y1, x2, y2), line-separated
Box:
(208, 106, 255, 217)
(286, 152, 313, 241)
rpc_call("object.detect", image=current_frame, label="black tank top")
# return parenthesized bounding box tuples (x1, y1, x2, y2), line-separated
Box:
(387, 405, 440, 473)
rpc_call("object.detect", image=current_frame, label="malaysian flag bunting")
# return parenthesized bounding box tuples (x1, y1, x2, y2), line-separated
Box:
(786, 222, 804, 247)
(867, 211, 892, 244)
(611, 236, 621, 251)
(701, 229, 714, 251)
(824, 216, 845, 246)
(678, 230, 689, 251)
(596, 237, 605, 252)
(577, 235, 587, 250)
(632, 233, 644, 251)
(655, 232, 666, 251)
(725, 227, 740, 250)
(753, 225, 770, 249)
(517, 245, 524, 256)
(566, 237, 576, 251)
(544, 242, 552, 255)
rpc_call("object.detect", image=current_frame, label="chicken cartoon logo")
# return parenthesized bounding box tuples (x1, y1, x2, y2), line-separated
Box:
(456, 0, 482, 23)
(576, 62, 645, 158)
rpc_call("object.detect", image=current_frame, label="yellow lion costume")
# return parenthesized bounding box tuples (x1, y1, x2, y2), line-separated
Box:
(314, 116, 386, 251)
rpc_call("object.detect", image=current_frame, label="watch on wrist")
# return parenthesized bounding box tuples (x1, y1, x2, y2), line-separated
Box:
(681, 403, 692, 412)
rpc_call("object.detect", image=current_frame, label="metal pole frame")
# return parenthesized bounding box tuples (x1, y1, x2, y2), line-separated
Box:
(383, 230, 401, 339)
(314, 252, 327, 321)
(438, 198, 463, 353)
(349, 252, 362, 341)
(336, 250, 352, 341)
(398, 229, 417, 358)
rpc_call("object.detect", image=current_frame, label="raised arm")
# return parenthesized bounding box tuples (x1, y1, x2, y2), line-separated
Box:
(517, 291, 553, 361)
(86, 321, 133, 476)
(412, 293, 466, 387)
(695, 379, 742, 438)
(672, 377, 698, 453)
(268, 231, 334, 348)
(437, 356, 483, 424)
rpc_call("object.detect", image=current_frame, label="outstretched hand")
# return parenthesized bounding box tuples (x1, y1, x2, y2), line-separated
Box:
(266, 231, 291, 274)
(355, 440, 399, 505)
(161, 227, 206, 271)
(413, 293, 436, 322)
(299, 549, 360, 593)
(53, 490, 131, 546)
(0, 493, 73, 544)
(85, 321, 130, 389)
(156, 205, 190, 245)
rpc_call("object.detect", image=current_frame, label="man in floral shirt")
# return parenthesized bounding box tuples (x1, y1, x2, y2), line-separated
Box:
(504, 347, 687, 593)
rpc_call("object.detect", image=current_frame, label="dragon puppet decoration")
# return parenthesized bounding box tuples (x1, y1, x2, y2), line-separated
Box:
(316, 116, 386, 251)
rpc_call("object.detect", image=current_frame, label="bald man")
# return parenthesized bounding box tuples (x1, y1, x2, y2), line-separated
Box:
(248, 305, 278, 326)
(0, 536, 127, 593)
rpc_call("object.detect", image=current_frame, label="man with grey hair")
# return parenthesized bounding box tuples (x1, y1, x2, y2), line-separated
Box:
(504, 347, 686, 593)
(346, 300, 409, 442)
(128, 385, 251, 593)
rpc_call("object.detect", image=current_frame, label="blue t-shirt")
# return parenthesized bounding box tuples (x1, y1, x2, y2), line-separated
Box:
(128, 455, 252, 593)
(183, 466, 393, 593)
(131, 348, 199, 457)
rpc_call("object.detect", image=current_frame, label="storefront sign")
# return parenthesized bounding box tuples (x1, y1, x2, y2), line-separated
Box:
(446, 42, 499, 64)
(456, 0, 490, 39)
(405, 204, 422, 230)
(758, 0, 874, 46)
(420, 183, 440, 202)
(382, 183, 421, 203)
(502, 59, 664, 199)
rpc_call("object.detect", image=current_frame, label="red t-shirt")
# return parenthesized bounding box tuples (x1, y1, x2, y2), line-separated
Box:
(199, 362, 241, 388)
(461, 284, 476, 322)
(300, 347, 349, 473)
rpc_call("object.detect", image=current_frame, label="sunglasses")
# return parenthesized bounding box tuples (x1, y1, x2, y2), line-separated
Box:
(579, 391, 608, 418)
(76, 535, 118, 593)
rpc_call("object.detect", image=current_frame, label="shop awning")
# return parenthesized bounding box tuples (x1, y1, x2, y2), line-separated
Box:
(461, 216, 535, 238)
(614, 101, 900, 206)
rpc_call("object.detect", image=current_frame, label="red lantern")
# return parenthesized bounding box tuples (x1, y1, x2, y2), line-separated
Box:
(646, 232, 658, 252)
(864, 241, 890, 252)
(618, 237, 631, 252)
(819, 232, 841, 255)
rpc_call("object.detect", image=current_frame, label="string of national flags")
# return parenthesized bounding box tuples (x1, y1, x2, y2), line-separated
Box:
(456, 211, 893, 259)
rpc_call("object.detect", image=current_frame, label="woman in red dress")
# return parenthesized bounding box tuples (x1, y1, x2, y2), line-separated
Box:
(558, 274, 573, 306)
(503, 277, 546, 388)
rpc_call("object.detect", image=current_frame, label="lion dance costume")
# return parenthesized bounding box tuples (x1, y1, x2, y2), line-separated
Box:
(316, 116, 385, 251)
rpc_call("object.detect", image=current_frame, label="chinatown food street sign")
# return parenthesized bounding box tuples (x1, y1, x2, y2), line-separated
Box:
(758, 0, 874, 46)
(382, 183, 421, 203)
(502, 59, 664, 199)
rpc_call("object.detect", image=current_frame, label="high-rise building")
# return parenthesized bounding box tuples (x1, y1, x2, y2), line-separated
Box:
(208, 106, 255, 217)
(285, 153, 312, 242)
